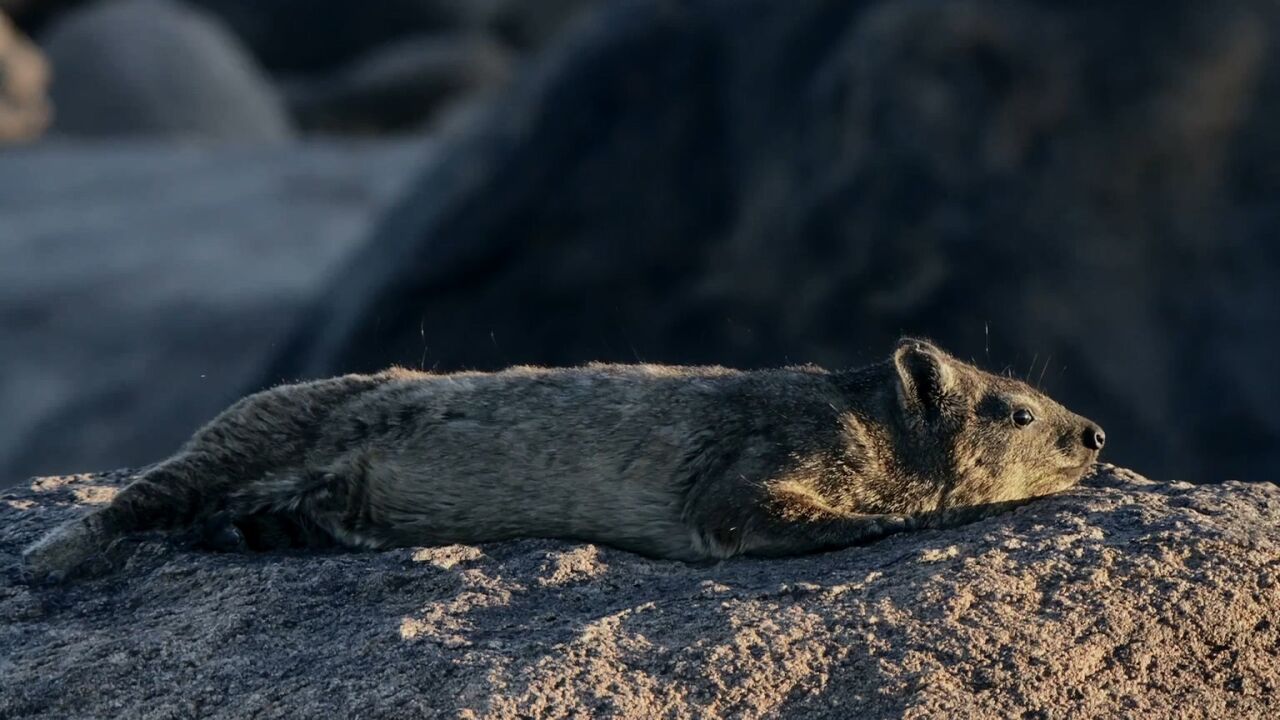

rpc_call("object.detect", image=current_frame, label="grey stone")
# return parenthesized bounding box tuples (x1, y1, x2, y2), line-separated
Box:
(41, 0, 292, 138)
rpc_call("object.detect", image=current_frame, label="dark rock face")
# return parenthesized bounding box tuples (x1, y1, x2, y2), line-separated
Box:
(279, 33, 515, 134)
(185, 0, 481, 74)
(264, 0, 1280, 483)
(183, 0, 603, 73)
(3, 465, 1279, 717)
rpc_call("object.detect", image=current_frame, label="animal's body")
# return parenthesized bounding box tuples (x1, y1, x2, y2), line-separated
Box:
(24, 339, 1105, 581)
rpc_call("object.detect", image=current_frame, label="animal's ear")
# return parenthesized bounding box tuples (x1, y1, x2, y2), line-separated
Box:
(892, 338, 956, 422)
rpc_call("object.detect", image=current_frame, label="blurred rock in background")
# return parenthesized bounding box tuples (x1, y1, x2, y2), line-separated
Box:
(6, 0, 601, 135)
(0, 139, 433, 484)
(184, 0, 485, 75)
(39, 0, 291, 138)
(0, 0, 604, 484)
(264, 0, 1280, 484)
(180, 0, 600, 70)
(278, 33, 514, 135)
(0, 10, 50, 141)
(185, 0, 595, 132)
(2, 0, 1278, 487)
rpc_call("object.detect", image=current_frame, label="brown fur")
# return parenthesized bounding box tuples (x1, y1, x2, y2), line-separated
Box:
(23, 338, 1104, 581)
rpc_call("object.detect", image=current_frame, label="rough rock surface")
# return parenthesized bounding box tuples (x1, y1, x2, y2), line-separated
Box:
(2, 465, 1278, 718)
(263, 0, 1280, 484)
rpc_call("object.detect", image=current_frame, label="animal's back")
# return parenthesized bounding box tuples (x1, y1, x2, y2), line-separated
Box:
(312, 364, 787, 558)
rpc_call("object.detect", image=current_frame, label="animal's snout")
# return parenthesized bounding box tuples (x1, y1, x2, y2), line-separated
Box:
(1082, 424, 1106, 451)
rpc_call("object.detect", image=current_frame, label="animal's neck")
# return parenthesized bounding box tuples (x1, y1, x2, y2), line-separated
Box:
(819, 366, 945, 515)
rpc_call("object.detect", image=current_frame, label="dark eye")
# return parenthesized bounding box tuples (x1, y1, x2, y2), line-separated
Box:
(1011, 408, 1036, 427)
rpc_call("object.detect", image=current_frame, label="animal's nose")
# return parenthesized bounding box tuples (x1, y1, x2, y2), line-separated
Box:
(1083, 424, 1106, 451)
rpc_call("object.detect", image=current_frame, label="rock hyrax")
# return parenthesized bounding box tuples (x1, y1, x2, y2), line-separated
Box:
(25, 338, 1105, 581)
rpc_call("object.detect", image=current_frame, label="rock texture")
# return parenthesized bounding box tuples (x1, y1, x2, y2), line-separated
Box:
(262, 0, 1280, 484)
(2, 465, 1278, 718)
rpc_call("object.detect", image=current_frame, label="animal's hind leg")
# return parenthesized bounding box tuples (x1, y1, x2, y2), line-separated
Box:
(24, 453, 233, 582)
(219, 512, 337, 551)
(242, 462, 393, 552)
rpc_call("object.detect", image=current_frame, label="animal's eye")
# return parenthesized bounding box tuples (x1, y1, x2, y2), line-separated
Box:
(1011, 408, 1036, 427)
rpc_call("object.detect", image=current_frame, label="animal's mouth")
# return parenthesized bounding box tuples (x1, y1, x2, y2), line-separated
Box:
(1059, 460, 1095, 477)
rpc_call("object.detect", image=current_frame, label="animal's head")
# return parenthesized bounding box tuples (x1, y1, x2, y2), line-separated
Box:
(890, 337, 1105, 507)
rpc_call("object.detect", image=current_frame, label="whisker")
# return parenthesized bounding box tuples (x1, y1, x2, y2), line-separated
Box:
(418, 317, 427, 370)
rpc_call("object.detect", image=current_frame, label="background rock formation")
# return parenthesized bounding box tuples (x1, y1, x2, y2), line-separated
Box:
(0, 139, 432, 484)
(2, 465, 1278, 718)
(262, 0, 1280, 484)
(7, 0, 599, 134)
(40, 0, 292, 138)
(0, 10, 49, 141)
(3, 0, 1279, 487)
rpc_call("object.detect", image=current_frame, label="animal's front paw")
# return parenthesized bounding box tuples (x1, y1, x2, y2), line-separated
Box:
(22, 518, 110, 584)
(195, 513, 248, 553)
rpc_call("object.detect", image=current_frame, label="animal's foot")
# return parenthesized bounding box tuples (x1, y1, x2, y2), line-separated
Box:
(22, 517, 112, 584)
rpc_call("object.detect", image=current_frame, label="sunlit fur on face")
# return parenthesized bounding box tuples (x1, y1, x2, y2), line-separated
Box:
(934, 362, 1103, 508)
